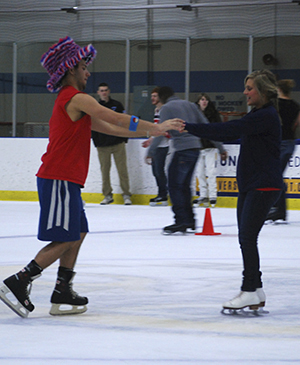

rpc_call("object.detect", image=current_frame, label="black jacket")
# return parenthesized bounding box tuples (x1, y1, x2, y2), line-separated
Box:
(185, 103, 283, 193)
(91, 97, 128, 147)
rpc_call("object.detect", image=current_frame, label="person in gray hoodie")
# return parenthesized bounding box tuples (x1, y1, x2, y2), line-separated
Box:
(149, 86, 225, 234)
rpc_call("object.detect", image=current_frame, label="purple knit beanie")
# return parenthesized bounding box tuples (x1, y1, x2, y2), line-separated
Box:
(41, 36, 97, 93)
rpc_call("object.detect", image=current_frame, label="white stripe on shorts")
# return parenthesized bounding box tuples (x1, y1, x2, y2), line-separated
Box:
(63, 180, 70, 231)
(47, 180, 57, 230)
(47, 180, 70, 231)
(55, 180, 62, 227)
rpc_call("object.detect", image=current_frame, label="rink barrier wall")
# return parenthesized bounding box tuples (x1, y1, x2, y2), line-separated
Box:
(1, 190, 299, 210)
(0, 190, 238, 208)
(0, 137, 300, 209)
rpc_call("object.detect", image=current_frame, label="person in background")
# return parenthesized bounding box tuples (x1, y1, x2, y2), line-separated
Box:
(142, 87, 169, 206)
(92, 82, 132, 206)
(193, 93, 227, 208)
(265, 79, 300, 223)
(184, 70, 282, 312)
(0, 37, 183, 318)
(153, 86, 224, 235)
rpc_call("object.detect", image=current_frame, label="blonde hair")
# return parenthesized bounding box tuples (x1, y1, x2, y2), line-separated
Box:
(245, 69, 278, 109)
(277, 79, 296, 97)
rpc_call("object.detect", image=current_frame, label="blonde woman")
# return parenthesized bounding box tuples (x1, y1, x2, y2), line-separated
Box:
(184, 70, 282, 312)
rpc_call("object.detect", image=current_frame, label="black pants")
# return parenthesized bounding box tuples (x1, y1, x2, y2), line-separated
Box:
(237, 189, 280, 291)
(152, 146, 169, 198)
(273, 139, 295, 216)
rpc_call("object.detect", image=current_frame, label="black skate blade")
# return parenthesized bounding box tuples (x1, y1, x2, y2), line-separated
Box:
(149, 202, 168, 207)
(265, 219, 287, 225)
(162, 231, 186, 236)
(49, 303, 87, 316)
(273, 220, 288, 225)
(264, 219, 273, 225)
(221, 307, 269, 316)
(0, 284, 29, 318)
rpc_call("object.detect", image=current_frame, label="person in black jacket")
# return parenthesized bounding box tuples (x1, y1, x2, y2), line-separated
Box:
(265, 79, 300, 222)
(92, 83, 132, 205)
(185, 70, 282, 312)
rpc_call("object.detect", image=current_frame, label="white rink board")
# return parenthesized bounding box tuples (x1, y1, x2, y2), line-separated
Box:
(0, 137, 300, 195)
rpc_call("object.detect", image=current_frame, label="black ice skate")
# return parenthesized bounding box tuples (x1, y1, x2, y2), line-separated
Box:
(163, 223, 186, 234)
(265, 208, 287, 224)
(49, 267, 88, 316)
(0, 260, 42, 318)
(192, 197, 209, 208)
(163, 221, 196, 235)
(149, 196, 168, 206)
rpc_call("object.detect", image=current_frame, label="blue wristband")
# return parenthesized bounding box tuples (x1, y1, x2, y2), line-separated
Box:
(129, 115, 139, 131)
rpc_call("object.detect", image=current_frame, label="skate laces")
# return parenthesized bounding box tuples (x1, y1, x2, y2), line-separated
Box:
(25, 274, 41, 298)
(68, 283, 80, 298)
(27, 282, 32, 296)
(18, 271, 33, 301)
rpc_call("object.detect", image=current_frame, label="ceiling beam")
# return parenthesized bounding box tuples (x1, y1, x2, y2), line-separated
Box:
(0, 1, 296, 14)
(61, 1, 295, 13)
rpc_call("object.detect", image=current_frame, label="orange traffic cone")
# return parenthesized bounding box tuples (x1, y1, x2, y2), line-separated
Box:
(195, 208, 221, 236)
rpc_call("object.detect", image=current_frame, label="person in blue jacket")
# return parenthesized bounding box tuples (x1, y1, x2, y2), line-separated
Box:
(185, 70, 282, 312)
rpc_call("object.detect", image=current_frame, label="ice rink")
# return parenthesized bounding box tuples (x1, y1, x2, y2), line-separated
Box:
(0, 201, 299, 364)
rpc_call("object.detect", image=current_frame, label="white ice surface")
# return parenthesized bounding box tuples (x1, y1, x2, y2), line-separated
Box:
(0, 201, 299, 364)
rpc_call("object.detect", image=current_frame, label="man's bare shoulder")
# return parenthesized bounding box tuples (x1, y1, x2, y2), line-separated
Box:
(70, 92, 98, 109)
(69, 92, 109, 119)
(71, 92, 93, 102)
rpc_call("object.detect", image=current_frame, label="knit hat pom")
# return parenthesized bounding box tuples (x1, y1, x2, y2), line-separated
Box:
(41, 36, 97, 93)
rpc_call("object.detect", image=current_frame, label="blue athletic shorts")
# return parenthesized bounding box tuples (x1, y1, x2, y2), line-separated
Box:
(37, 177, 89, 242)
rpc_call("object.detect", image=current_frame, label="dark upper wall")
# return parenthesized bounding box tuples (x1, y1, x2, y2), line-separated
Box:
(1, 35, 300, 135)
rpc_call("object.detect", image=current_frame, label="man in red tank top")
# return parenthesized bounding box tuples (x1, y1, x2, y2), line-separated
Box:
(0, 37, 184, 318)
